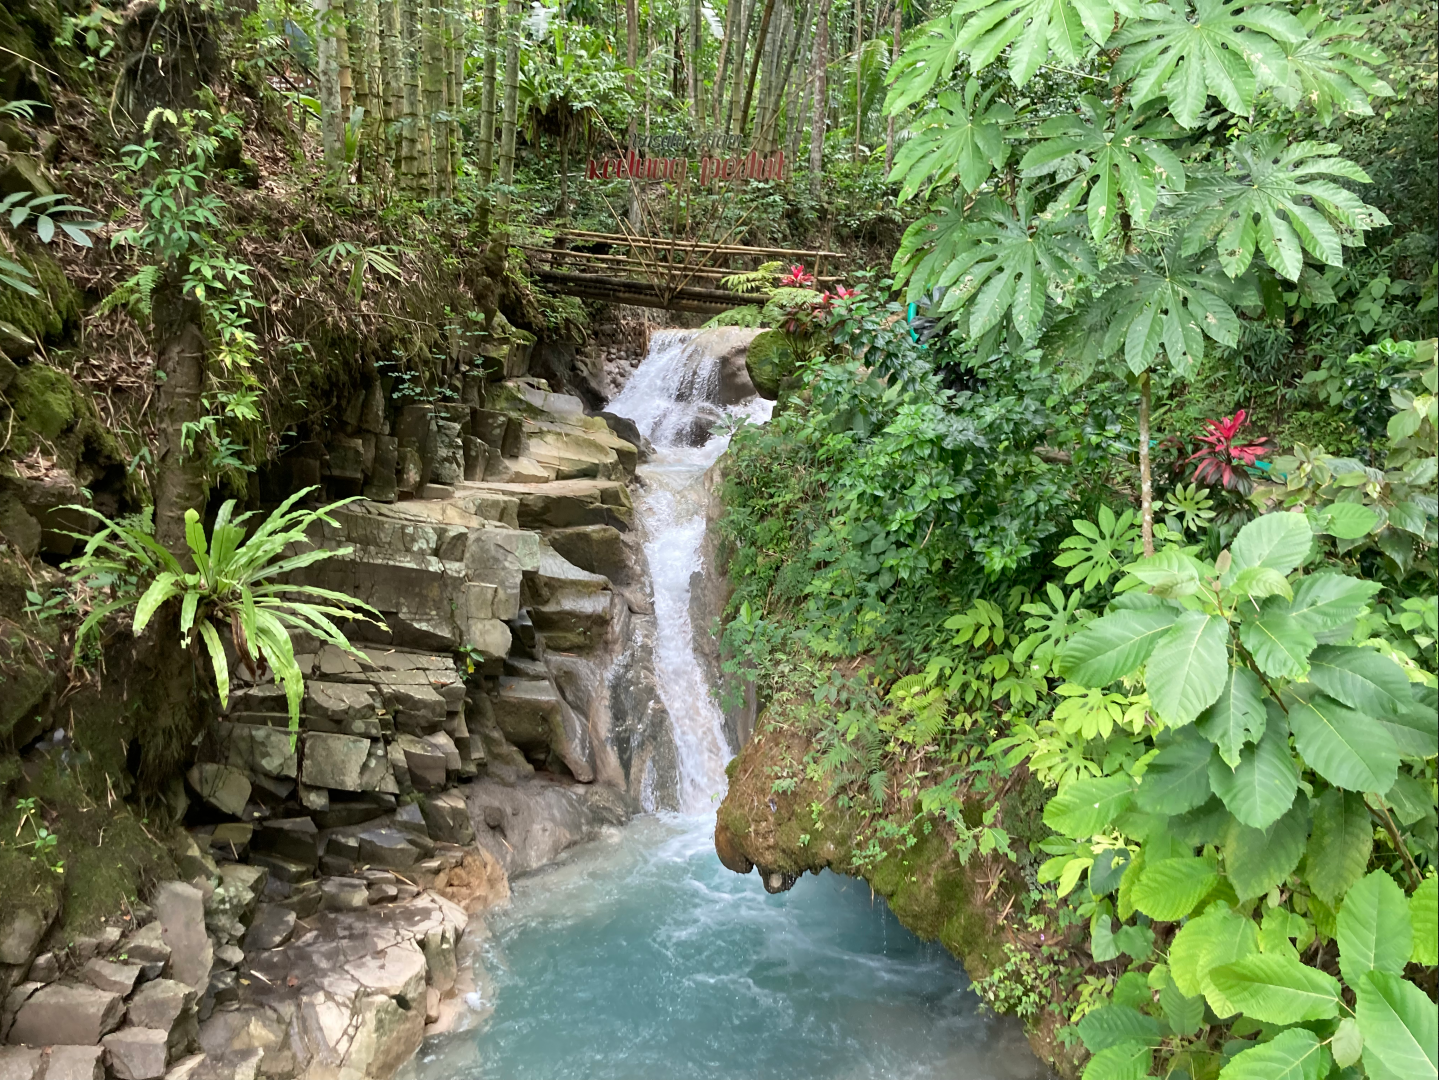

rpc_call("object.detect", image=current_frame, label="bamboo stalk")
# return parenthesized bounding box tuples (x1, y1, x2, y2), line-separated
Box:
(424, 0, 448, 197)
(808, 0, 830, 197)
(400, 0, 423, 191)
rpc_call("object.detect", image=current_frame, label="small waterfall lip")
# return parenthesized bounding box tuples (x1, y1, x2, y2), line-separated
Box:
(607, 328, 772, 813)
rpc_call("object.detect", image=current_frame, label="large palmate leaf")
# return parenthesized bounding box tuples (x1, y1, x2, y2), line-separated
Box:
(1286, 685, 1399, 794)
(1187, 136, 1390, 281)
(890, 80, 1016, 201)
(1145, 610, 1229, 724)
(1209, 953, 1340, 1023)
(884, 7, 969, 113)
(1304, 787, 1373, 905)
(1019, 96, 1186, 241)
(1217, 1028, 1330, 1080)
(1197, 667, 1267, 767)
(1355, 971, 1437, 1080)
(1337, 870, 1413, 984)
(1110, 0, 1303, 128)
(944, 0, 1128, 88)
(1224, 799, 1307, 900)
(1209, 719, 1299, 829)
(1045, 239, 1241, 380)
(1271, 8, 1394, 126)
(892, 194, 1093, 342)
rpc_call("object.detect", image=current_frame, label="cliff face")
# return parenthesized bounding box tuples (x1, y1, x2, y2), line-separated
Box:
(715, 723, 1081, 1078)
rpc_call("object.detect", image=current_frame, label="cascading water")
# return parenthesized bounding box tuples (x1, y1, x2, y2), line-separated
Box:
(414, 330, 1045, 1080)
(606, 329, 771, 811)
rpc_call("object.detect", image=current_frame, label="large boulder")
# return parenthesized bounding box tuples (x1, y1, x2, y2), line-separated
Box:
(743, 329, 795, 401)
(7, 984, 125, 1046)
(101, 1028, 169, 1080)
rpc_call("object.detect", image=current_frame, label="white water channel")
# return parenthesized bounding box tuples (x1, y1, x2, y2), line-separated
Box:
(413, 330, 1046, 1080)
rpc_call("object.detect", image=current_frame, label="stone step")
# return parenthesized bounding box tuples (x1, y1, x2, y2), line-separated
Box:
(457, 478, 633, 531)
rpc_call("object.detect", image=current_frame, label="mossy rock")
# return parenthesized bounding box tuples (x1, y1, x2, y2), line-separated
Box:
(744, 329, 795, 401)
(3, 360, 126, 485)
(0, 246, 81, 345)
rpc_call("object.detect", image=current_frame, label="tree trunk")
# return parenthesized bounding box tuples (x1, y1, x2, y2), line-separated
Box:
(477, 0, 498, 227)
(1139, 372, 1154, 557)
(885, 2, 899, 172)
(726, 0, 752, 134)
(689, 0, 703, 123)
(853, 0, 863, 161)
(767, 0, 806, 154)
(337, 0, 354, 113)
(381, 0, 402, 139)
(756, 2, 783, 149)
(348, 0, 366, 116)
(739, 0, 775, 136)
(785, 2, 812, 162)
(492, 0, 521, 251)
(424, 0, 447, 197)
(400, 0, 422, 191)
(625, 0, 639, 140)
(316, 0, 345, 175)
(558, 113, 569, 217)
(152, 287, 207, 561)
(711, 0, 737, 124)
(808, 0, 830, 196)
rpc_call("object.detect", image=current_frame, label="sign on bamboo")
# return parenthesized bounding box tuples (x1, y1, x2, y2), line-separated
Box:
(585, 149, 787, 186)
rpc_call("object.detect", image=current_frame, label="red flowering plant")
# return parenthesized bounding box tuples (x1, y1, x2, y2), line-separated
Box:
(1185, 410, 1271, 494)
(778, 264, 816, 288)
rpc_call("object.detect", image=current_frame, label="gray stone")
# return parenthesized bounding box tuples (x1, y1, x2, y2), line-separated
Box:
(392, 804, 430, 842)
(318, 877, 369, 912)
(354, 829, 419, 872)
(80, 960, 141, 997)
(240, 906, 294, 952)
(153, 884, 213, 994)
(421, 928, 457, 995)
(396, 735, 447, 793)
(300, 733, 371, 791)
(210, 945, 243, 972)
(204, 824, 252, 860)
(124, 980, 196, 1040)
(273, 882, 321, 920)
(246, 853, 312, 885)
(356, 741, 398, 794)
(251, 818, 319, 869)
(23, 954, 57, 985)
(304, 683, 379, 725)
(103, 1028, 169, 1080)
(211, 724, 296, 780)
(214, 865, 267, 911)
(161, 1053, 205, 1080)
(41, 1046, 105, 1080)
(184, 765, 250, 818)
(296, 783, 329, 812)
(0, 911, 45, 969)
(118, 924, 169, 978)
(7, 984, 124, 1046)
(366, 883, 399, 905)
(418, 792, 475, 846)
(0, 1046, 41, 1080)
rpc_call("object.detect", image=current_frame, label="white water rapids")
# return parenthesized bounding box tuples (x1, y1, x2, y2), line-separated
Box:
(606, 329, 772, 812)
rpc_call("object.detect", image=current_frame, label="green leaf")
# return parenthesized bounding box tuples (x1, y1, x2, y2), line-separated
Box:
(1137, 731, 1214, 814)
(1228, 512, 1313, 581)
(1076, 1005, 1163, 1053)
(1224, 799, 1308, 901)
(1082, 1041, 1153, 1080)
(1217, 1028, 1330, 1080)
(1058, 606, 1179, 687)
(1045, 775, 1136, 838)
(1314, 501, 1381, 540)
(1159, 979, 1205, 1037)
(1355, 971, 1438, 1080)
(1239, 605, 1317, 679)
(1230, 566, 1293, 601)
(1198, 667, 1267, 767)
(1287, 687, 1400, 794)
(1337, 870, 1413, 984)
(1287, 573, 1382, 635)
(1145, 610, 1230, 725)
(1331, 1017, 1363, 1069)
(1169, 903, 1259, 1011)
(889, 80, 1014, 200)
(1307, 646, 1413, 717)
(946, 0, 1122, 87)
(884, 9, 968, 114)
(1377, 692, 1439, 757)
(1304, 787, 1374, 905)
(132, 572, 181, 634)
(1209, 953, 1340, 1023)
(1410, 876, 1437, 966)
(1190, 136, 1389, 281)
(1132, 856, 1219, 921)
(1209, 718, 1299, 829)
(197, 620, 230, 711)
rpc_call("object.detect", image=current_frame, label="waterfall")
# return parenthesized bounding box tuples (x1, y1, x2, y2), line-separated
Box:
(608, 329, 771, 813)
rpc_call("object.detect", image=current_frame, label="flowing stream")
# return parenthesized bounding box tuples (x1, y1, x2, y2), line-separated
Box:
(416, 330, 1046, 1079)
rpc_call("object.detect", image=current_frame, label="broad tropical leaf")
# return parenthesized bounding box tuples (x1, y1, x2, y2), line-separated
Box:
(1286, 572, 1381, 634)
(892, 193, 1094, 343)
(1198, 667, 1267, 767)
(1227, 510, 1313, 579)
(1045, 774, 1136, 837)
(1058, 605, 1180, 686)
(945, 0, 1126, 87)
(890, 80, 1015, 201)
(1159, 980, 1205, 1036)
(1217, 1028, 1330, 1080)
(1224, 800, 1307, 900)
(1132, 856, 1219, 920)
(1239, 602, 1317, 679)
(1110, 0, 1303, 128)
(1271, 8, 1394, 126)
(1076, 1005, 1163, 1052)
(884, 7, 968, 114)
(1307, 645, 1412, 717)
(1082, 1042, 1153, 1080)
(1286, 686, 1399, 794)
(1019, 96, 1187, 241)
(1304, 787, 1373, 905)
(1172, 903, 1261, 1015)
(1208, 954, 1340, 1023)
(1411, 876, 1438, 966)
(1145, 610, 1229, 724)
(1337, 870, 1413, 984)
(1187, 136, 1390, 280)
(1137, 730, 1214, 813)
(1355, 971, 1438, 1080)
(1208, 719, 1298, 829)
